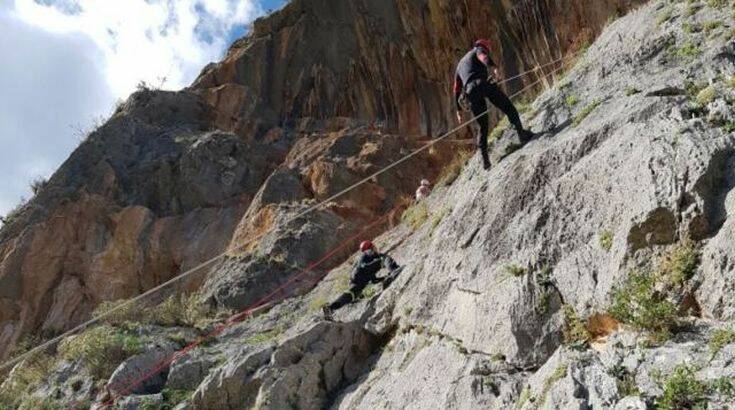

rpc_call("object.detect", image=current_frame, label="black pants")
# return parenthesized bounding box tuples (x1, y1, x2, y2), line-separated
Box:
(468, 82, 523, 164)
(327, 278, 381, 310)
(328, 258, 399, 311)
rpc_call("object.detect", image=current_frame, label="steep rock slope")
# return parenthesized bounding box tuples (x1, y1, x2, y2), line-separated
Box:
(0, 0, 642, 360)
(4, 0, 735, 409)
(185, 1, 735, 408)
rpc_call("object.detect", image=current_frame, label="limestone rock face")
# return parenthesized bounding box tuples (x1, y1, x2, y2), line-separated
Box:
(176, 1, 735, 408)
(12, 0, 735, 409)
(7, 0, 642, 356)
(192, 0, 644, 137)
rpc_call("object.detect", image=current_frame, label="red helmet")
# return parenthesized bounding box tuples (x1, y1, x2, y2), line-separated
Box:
(359, 241, 374, 252)
(475, 39, 492, 53)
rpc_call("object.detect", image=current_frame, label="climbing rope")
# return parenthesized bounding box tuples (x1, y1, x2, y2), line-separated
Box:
(103, 57, 577, 403)
(0, 49, 578, 375)
(106, 212, 392, 399)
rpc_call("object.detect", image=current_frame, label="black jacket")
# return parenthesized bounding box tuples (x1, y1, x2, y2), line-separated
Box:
(453, 48, 497, 110)
(352, 252, 398, 286)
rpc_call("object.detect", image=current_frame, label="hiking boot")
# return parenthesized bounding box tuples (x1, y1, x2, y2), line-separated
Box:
(481, 154, 492, 171)
(518, 129, 535, 145)
(322, 306, 334, 321)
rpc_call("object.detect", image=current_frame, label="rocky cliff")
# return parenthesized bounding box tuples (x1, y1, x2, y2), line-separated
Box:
(5, 0, 735, 409)
(0, 0, 642, 361)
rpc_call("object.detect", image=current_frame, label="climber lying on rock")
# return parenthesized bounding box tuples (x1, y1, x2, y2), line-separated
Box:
(322, 240, 402, 321)
(453, 39, 534, 170)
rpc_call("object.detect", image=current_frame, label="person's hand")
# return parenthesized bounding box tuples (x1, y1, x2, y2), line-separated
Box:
(456, 111, 463, 123)
(493, 67, 502, 81)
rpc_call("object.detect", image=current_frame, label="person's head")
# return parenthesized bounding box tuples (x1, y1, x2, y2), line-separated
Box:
(420, 179, 430, 187)
(474, 39, 492, 63)
(359, 240, 375, 255)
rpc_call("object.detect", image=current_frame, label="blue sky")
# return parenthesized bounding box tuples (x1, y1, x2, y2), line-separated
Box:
(0, 0, 288, 220)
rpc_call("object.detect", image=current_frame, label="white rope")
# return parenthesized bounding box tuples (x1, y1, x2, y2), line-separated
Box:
(0, 51, 575, 374)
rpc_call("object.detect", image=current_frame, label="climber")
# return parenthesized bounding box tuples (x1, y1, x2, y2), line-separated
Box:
(453, 39, 534, 170)
(415, 179, 432, 201)
(322, 240, 401, 321)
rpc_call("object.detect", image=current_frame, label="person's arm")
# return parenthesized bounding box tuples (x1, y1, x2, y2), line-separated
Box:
(350, 257, 363, 283)
(485, 55, 501, 81)
(381, 254, 400, 271)
(453, 74, 463, 111)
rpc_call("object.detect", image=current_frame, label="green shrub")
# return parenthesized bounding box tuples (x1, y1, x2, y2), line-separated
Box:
(16, 396, 64, 410)
(540, 364, 568, 405)
(437, 149, 473, 186)
(625, 86, 641, 96)
(94, 299, 139, 326)
(703, 20, 724, 35)
(612, 366, 640, 397)
(308, 295, 328, 312)
(29, 177, 47, 195)
(505, 264, 527, 277)
(0, 352, 57, 409)
(723, 122, 735, 133)
(609, 270, 678, 341)
(685, 80, 707, 98)
(152, 294, 214, 328)
(537, 292, 551, 315)
(572, 100, 601, 127)
(516, 386, 531, 409)
(489, 117, 509, 142)
(696, 86, 717, 106)
(0, 197, 29, 226)
(610, 241, 699, 342)
(676, 41, 702, 58)
(657, 365, 707, 410)
(563, 306, 591, 349)
(711, 377, 735, 397)
(429, 206, 451, 235)
(565, 95, 579, 107)
(709, 329, 735, 359)
(682, 22, 701, 34)
(657, 8, 673, 26)
(244, 326, 283, 345)
(161, 388, 193, 409)
(708, 0, 727, 8)
(657, 241, 699, 288)
(599, 230, 614, 252)
(58, 325, 142, 379)
(684, 4, 698, 17)
(402, 201, 429, 229)
(95, 293, 216, 329)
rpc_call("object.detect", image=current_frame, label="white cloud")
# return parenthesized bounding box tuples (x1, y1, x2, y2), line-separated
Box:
(12, 0, 261, 97)
(0, 0, 267, 219)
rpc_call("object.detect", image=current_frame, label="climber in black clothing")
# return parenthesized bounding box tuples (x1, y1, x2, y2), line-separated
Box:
(322, 240, 401, 321)
(453, 39, 533, 170)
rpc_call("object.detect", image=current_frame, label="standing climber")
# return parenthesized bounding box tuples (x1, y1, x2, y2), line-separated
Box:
(415, 179, 432, 201)
(453, 39, 533, 170)
(322, 241, 401, 321)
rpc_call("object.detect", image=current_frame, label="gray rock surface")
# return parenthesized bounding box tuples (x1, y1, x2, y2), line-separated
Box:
(6, 0, 735, 409)
(108, 341, 178, 395)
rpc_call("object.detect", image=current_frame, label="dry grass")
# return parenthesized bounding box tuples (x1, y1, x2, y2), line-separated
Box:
(437, 149, 473, 186)
(58, 325, 142, 379)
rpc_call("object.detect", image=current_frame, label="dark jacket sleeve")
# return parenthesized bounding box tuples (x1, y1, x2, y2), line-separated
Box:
(486, 54, 497, 68)
(380, 254, 399, 271)
(350, 257, 363, 283)
(453, 74, 463, 111)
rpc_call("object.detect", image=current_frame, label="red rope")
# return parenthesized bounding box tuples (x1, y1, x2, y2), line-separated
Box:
(105, 212, 390, 403)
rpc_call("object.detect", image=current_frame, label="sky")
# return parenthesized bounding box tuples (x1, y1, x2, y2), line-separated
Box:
(0, 0, 287, 219)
